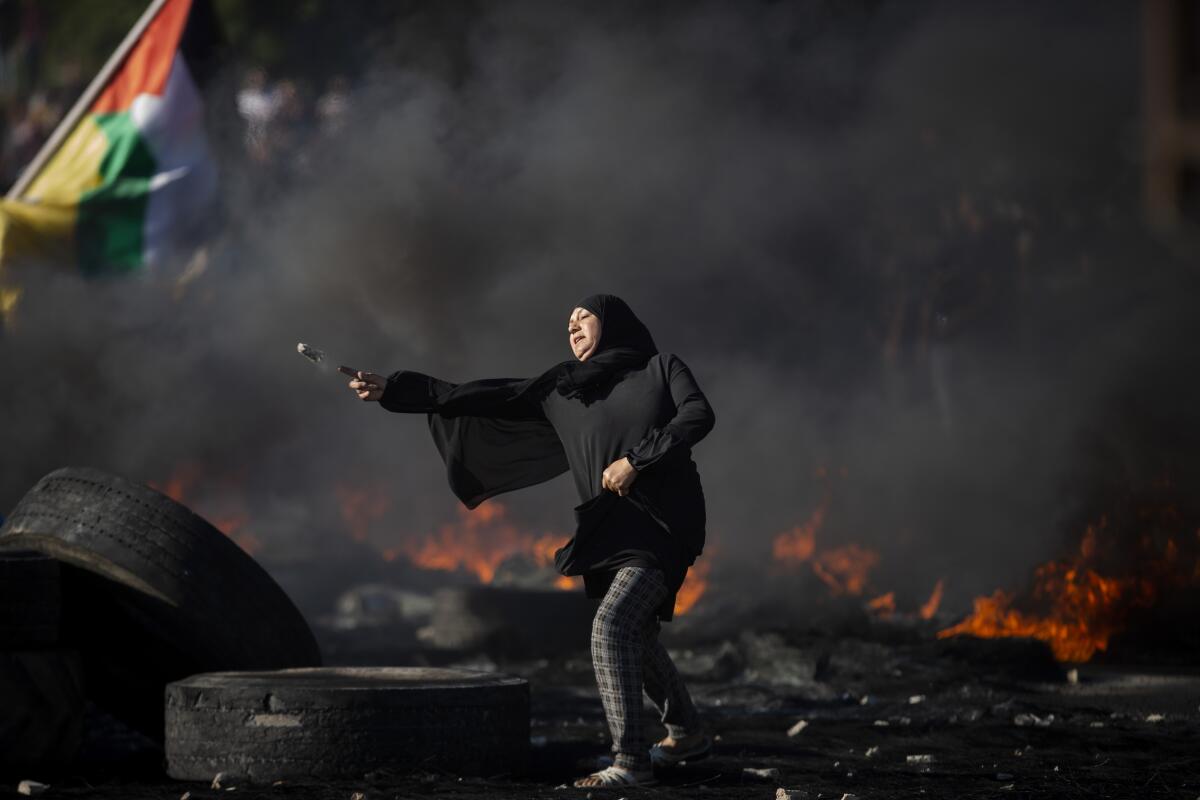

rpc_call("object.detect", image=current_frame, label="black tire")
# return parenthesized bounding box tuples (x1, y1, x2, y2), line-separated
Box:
(165, 667, 529, 782)
(0, 650, 85, 774)
(0, 467, 321, 738)
(0, 548, 60, 648)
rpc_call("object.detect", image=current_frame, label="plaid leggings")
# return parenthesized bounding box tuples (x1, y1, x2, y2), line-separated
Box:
(591, 565, 701, 772)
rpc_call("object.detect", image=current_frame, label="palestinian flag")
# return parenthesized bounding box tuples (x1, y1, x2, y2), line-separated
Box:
(0, 0, 220, 275)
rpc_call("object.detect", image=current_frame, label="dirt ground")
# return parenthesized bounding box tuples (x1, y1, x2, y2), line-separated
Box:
(2, 621, 1197, 800)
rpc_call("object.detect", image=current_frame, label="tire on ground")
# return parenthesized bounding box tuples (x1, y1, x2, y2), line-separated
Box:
(0, 549, 60, 648)
(165, 667, 529, 782)
(0, 467, 321, 738)
(0, 650, 85, 774)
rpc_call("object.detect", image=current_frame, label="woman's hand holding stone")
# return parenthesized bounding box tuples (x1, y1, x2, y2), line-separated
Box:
(602, 457, 638, 497)
(339, 366, 387, 402)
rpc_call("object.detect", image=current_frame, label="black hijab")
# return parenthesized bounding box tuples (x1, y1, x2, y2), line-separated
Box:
(408, 294, 658, 508)
(555, 294, 658, 400)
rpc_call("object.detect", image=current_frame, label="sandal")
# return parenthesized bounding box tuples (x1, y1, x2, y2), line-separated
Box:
(649, 731, 713, 767)
(572, 764, 658, 787)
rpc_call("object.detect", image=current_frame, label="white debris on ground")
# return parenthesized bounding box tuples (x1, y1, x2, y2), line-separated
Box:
(1013, 712, 1055, 727)
(17, 781, 50, 797)
(787, 719, 808, 736)
(775, 789, 810, 800)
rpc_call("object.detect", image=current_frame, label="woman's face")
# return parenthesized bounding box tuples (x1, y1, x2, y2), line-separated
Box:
(568, 306, 601, 362)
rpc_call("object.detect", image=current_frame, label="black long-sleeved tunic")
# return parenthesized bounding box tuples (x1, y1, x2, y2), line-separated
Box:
(379, 352, 715, 621)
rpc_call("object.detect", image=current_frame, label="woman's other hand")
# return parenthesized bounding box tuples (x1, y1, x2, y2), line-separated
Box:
(339, 366, 387, 402)
(602, 457, 638, 497)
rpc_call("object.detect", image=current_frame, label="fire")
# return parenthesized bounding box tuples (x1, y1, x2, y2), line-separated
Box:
(867, 592, 896, 617)
(919, 579, 945, 620)
(334, 483, 392, 542)
(811, 544, 879, 596)
(771, 475, 881, 598)
(772, 494, 826, 563)
(387, 500, 580, 588)
(149, 462, 261, 555)
(939, 509, 1195, 662)
(674, 555, 714, 616)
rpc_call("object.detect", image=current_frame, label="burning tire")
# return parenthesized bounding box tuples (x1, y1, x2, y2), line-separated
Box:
(164, 667, 529, 782)
(0, 467, 321, 738)
(0, 650, 86, 773)
(0, 549, 60, 648)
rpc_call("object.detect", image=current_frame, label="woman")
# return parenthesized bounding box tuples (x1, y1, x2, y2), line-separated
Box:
(343, 294, 716, 787)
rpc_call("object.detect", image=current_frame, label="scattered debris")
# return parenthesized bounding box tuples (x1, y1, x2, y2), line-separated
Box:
(906, 754, 935, 765)
(351, 793, 367, 800)
(744, 767, 780, 779)
(775, 790, 810, 800)
(1013, 712, 1054, 727)
(1145, 713, 1165, 723)
(908, 694, 926, 704)
(787, 719, 809, 736)
(865, 746, 879, 758)
(873, 719, 889, 727)
(211, 773, 230, 790)
(17, 781, 49, 796)
(180, 793, 191, 800)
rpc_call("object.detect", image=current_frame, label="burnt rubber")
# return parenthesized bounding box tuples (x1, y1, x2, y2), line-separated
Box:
(0, 467, 321, 738)
(0, 549, 60, 648)
(165, 667, 530, 782)
(0, 649, 85, 774)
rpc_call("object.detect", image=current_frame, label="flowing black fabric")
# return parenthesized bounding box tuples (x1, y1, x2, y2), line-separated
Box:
(378, 294, 714, 621)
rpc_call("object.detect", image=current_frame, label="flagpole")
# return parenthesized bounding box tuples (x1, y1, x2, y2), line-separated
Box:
(5, 0, 174, 200)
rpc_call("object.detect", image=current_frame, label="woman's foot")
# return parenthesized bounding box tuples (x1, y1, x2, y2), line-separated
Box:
(572, 764, 658, 787)
(649, 730, 713, 767)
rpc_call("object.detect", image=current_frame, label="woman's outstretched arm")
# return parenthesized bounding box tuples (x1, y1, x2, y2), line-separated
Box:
(360, 369, 547, 421)
(622, 353, 716, 471)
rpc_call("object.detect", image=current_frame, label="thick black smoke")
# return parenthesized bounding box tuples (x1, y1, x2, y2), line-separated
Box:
(3, 0, 1196, 616)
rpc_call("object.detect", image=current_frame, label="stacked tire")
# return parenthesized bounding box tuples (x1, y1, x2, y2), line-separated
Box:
(0, 467, 322, 764)
(0, 549, 86, 774)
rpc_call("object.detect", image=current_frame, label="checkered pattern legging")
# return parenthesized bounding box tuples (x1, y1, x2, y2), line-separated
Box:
(591, 565, 701, 772)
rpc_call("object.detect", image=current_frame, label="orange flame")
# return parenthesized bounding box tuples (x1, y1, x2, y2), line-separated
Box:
(811, 544, 879, 596)
(334, 484, 391, 543)
(149, 463, 261, 555)
(867, 591, 896, 617)
(674, 556, 713, 616)
(938, 514, 1186, 662)
(919, 578, 945, 620)
(388, 500, 579, 588)
(772, 495, 826, 563)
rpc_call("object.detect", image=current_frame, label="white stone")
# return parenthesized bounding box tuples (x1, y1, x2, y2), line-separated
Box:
(787, 719, 809, 736)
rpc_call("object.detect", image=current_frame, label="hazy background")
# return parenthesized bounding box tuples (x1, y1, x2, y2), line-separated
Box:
(3, 0, 1198, 616)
